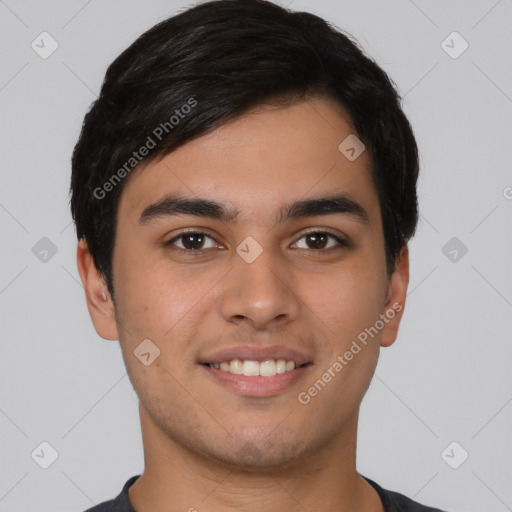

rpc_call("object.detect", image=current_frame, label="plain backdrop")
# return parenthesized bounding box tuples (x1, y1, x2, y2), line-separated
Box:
(0, 1, 511, 511)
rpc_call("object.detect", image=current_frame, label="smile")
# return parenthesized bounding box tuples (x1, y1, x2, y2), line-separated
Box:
(201, 361, 313, 397)
(204, 359, 303, 377)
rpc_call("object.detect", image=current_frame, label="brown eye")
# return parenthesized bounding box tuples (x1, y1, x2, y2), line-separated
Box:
(165, 232, 218, 252)
(180, 233, 206, 250)
(305, 233, 328, 250)
(293, 231, 348, 251)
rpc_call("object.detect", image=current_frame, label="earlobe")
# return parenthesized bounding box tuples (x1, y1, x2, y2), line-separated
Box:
(76, 238, 119, 341)
(380, 245, 409, 348)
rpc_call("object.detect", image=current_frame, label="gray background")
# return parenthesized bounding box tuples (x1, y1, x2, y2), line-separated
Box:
(0, 0, 511, 511)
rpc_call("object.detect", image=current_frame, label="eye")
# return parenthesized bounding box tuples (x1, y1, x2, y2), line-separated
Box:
(292, 231, 348, 251)
(163, 229, 349, 254)
(164, 231, 220, 252)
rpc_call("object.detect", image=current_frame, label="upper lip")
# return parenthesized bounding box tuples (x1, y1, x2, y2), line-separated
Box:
(198, 345, 313, 366)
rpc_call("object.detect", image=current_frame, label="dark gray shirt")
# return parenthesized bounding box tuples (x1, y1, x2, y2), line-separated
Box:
(83, 474, 448, 511)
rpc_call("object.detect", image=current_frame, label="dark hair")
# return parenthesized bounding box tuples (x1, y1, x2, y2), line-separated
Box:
(70, 0, 419, 299)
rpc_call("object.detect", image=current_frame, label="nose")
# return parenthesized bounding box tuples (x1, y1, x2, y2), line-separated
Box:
(217, 246, 301, 331)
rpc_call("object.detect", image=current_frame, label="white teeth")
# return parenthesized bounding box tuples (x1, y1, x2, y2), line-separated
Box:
(276, 360, 286, 374)
(242, 360, 260, 376)
(229, 359, 243, 374)
(260, 360, 276, 377)
(209, 359, 299, 377)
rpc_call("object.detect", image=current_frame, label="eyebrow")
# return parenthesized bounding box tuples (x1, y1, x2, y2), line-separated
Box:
(138, 193, 369, 226)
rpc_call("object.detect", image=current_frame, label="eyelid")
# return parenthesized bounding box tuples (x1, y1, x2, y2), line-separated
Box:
(298, 227, 347, 240)
(165, 229, 222, 248)
(292, 228, 349, 249)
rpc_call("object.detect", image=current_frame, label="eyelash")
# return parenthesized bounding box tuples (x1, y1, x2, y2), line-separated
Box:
(163, 229, 349, 255)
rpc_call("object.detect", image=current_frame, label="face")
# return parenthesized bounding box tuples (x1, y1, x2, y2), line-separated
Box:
(79, 97, 408, 470)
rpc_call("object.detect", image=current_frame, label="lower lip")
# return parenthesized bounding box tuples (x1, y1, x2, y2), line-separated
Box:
(200, 364, 312, 397)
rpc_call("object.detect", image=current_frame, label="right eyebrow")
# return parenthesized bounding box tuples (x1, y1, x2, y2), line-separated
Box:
(138, 194, 240, 225)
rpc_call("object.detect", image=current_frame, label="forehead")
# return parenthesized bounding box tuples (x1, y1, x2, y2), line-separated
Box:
(117, 97, 378, 225)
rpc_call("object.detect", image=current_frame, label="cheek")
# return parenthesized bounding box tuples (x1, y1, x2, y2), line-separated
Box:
(112, 251, 218, 354)
(304, 260, 387, 343)
(296, 265, 385, 419)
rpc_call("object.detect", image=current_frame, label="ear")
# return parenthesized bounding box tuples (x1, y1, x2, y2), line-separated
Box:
(76, 238, 119, 341)
(380, 244, 409, 348)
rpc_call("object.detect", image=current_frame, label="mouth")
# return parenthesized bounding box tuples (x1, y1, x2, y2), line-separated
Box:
(198, 346, 314, 397)
(202, 359, 310, 377)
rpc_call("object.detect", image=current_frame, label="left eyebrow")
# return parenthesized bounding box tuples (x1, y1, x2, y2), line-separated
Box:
(138, 192, 369, 226)
(278, 193, 369, 225)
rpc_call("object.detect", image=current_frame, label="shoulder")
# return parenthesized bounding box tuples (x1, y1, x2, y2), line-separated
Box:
(363, 475, 449, 512)
(82, 475, 141, 512)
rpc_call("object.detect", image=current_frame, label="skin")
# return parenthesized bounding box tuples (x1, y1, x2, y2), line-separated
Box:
(77, 97, 409, 512)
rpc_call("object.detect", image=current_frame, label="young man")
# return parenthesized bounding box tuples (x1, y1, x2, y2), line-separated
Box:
(71, 0, 448, 510)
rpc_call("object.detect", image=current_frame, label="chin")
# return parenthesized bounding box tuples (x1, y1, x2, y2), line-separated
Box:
(202, 436, 309, 473)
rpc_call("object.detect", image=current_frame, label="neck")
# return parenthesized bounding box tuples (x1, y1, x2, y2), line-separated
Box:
(128, 404, 383, 512)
